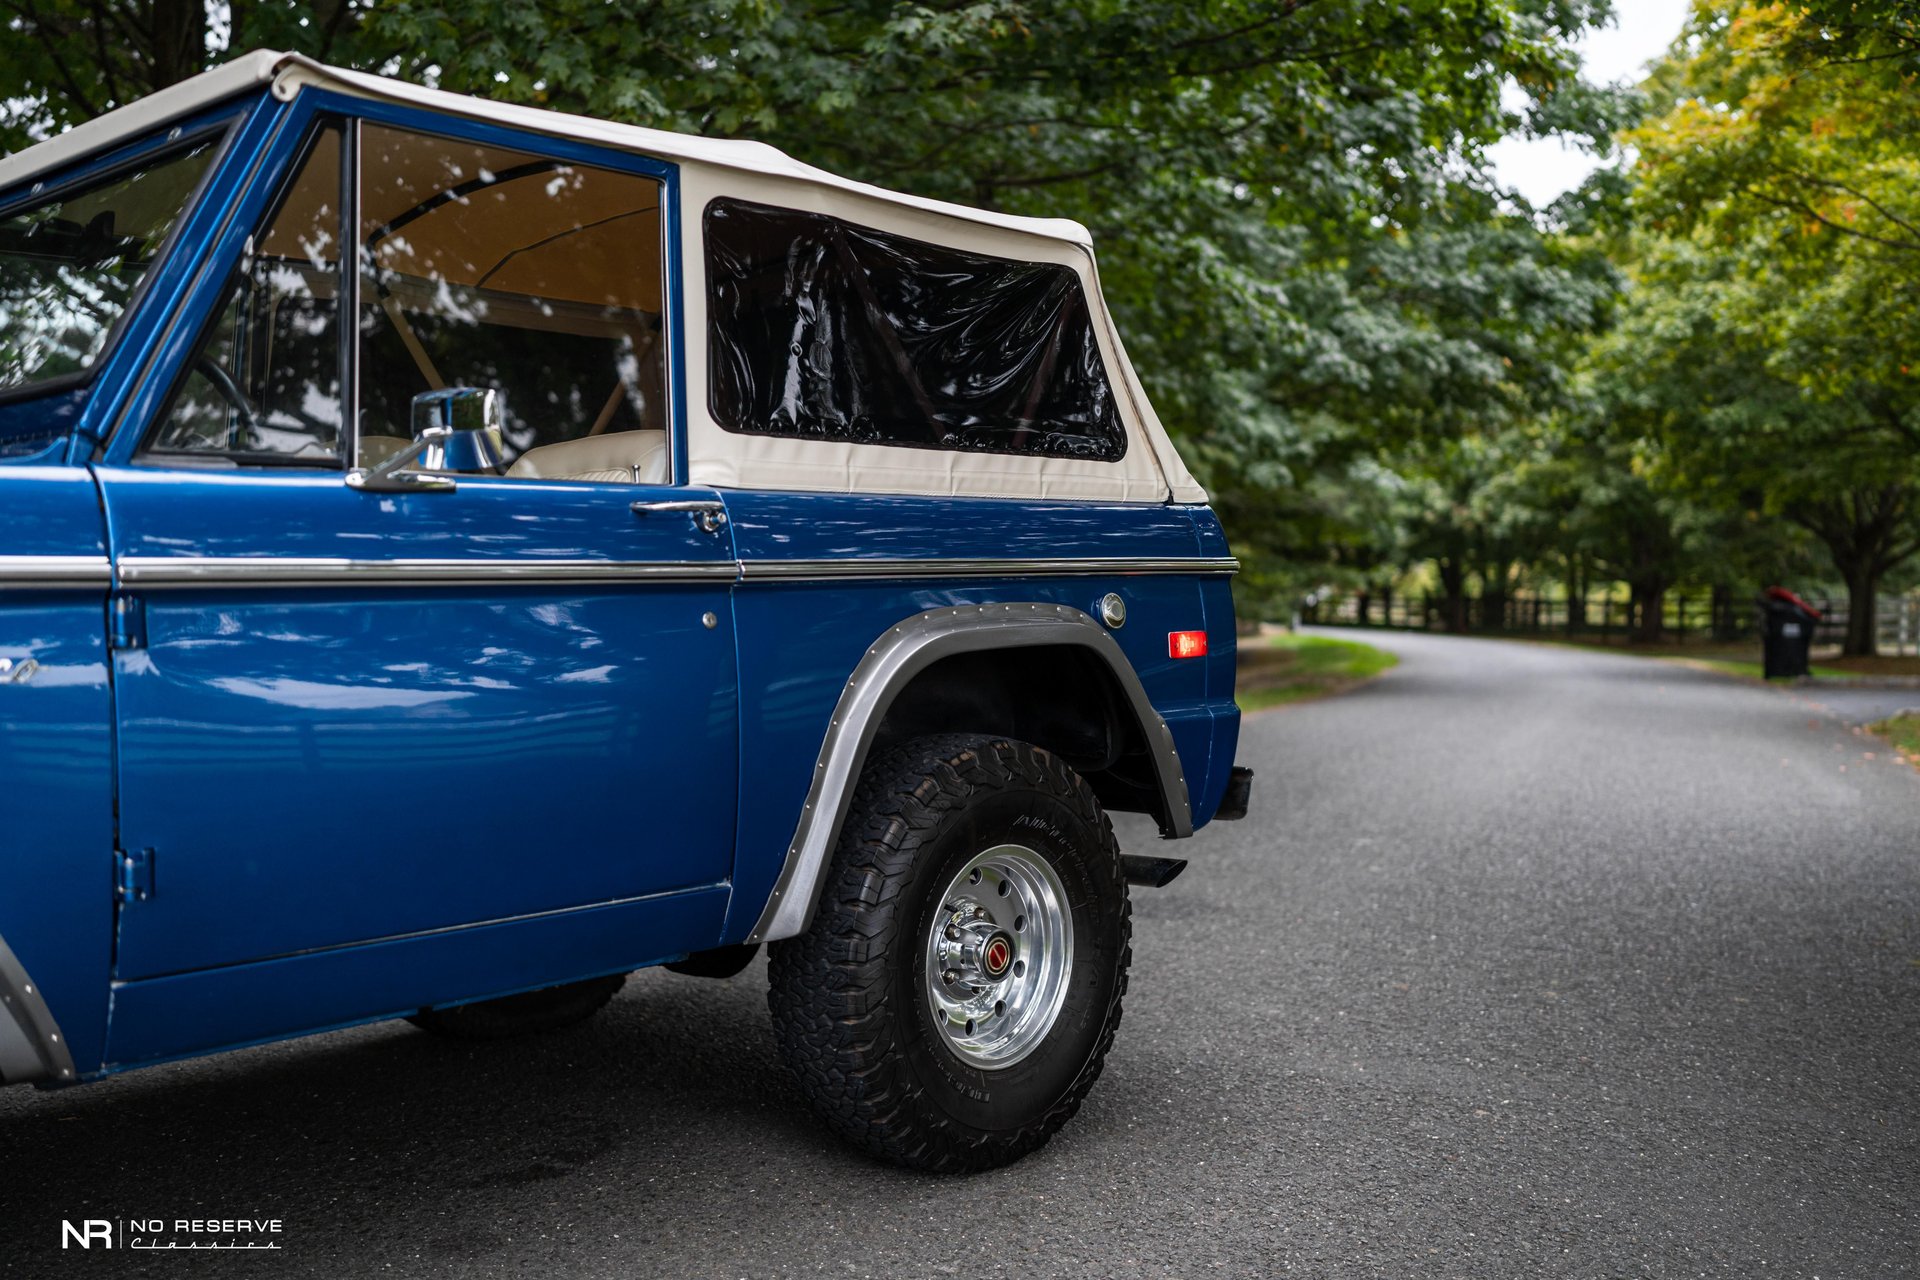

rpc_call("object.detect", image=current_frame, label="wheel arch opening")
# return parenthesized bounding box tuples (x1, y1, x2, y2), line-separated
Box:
(868, 644, 1177, 833)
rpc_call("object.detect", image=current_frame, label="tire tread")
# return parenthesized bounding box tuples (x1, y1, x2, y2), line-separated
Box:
(768, 735, 1130, 1173)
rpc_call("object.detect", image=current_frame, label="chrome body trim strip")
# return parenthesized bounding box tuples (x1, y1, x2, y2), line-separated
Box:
(111, 555, 1239, 588)
(745, 602, 1194, 946)
(739, 556, 1240, 581)
(0, 555, 113, 590)
(117, 557, 741, 587)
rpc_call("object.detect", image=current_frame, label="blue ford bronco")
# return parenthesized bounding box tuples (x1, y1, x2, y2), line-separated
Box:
(0, 52, 1248, 1172)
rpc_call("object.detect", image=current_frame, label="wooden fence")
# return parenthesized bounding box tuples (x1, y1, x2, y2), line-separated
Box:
(1306, 591, 1920, 654)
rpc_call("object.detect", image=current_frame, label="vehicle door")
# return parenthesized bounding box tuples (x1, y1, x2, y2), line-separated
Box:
(95, 114, 738, 985)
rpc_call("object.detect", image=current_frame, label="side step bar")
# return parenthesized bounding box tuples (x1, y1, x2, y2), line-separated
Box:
(1121, 855, 1189, 889)
(1120, 765, 1254, 890)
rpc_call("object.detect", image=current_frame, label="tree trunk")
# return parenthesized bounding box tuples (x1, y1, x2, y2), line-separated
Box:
(148, 0, 210, 92)
(1631, 581, 1666, 644)
(1844, 570, 1879, 657)
(1480, 561, 1511, 634)
(1356, 591, 1372, 626)
(1795, 482, 1920, 660)
(1438, 560, 1467, 633)
(1710, 583, 1733, 641)
(1566, 556, 1587, 634)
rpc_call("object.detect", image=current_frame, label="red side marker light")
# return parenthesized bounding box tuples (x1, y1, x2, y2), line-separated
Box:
(1168, 630, 1208, 659)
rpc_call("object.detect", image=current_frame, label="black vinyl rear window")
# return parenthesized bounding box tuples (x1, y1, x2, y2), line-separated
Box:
(704, 198, 1124, 461)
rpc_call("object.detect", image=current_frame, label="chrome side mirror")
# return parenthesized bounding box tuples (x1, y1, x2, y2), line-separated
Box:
(346, 387, 504, 493)
(411, 387, 505, 472)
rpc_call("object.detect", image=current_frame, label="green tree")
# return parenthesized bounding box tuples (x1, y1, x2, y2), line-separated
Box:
(1, 2, 1629, 605)
(1595, 226, 1920, 654)
(1604, 0, 1920, 653)
(1635, 2, 1920, 444)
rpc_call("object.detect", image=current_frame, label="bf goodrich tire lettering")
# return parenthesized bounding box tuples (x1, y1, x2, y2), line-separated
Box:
(768, 734, 1132, 1173)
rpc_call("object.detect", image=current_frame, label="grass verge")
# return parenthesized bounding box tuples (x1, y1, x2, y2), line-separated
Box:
(1869, 712, 1920, 769)
(1236, 632, 1398, 711)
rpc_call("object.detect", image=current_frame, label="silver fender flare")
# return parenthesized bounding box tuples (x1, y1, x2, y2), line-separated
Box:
(0, 933, 76, 1086)
(745, 603, 1192, 945)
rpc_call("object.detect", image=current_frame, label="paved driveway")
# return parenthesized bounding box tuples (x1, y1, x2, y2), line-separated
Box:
(4, 631, 1915, 1277)
(1793, 681, 1920, 728)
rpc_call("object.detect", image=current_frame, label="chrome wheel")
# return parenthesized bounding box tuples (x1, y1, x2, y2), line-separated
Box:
(924, 843, 1074, 1069)
(772, 735, 1131, 1171)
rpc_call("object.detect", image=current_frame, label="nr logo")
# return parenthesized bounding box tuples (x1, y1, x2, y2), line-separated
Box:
(61, 1220, 112, 1249)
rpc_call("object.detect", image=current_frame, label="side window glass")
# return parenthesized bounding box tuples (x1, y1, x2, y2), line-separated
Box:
(705, 198, 1125, 462)
(0, 138, 219, 396)
(356, 125, 669, 482)
(146, 126, 344, 463)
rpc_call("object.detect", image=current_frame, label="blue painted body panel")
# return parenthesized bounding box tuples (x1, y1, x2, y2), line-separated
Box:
(1182, 504, 1242, 826)
(96, 467, 739, 985)
(0, 469, 115, 1075)
(716, 490, 1220, 942)
(105, 884, 729, 1069)
(0, 79, 1243, 1085)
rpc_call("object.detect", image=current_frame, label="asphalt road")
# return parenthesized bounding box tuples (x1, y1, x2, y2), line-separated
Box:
(1791, 681, 1920, 728)
(5, 631, 1916, 1278)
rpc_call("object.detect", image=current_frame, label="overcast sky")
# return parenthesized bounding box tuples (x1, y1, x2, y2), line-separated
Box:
(1485, 0, 1693, 205)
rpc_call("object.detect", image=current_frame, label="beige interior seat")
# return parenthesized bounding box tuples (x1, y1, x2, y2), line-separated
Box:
(507, 429, 669, 484)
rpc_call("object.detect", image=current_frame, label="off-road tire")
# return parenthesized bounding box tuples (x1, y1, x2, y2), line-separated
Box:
(768, 734, 1131, 1173)
(407, 973, 626, 1041)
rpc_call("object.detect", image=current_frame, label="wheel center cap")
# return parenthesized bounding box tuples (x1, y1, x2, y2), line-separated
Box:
(981, 932, 1014, 979)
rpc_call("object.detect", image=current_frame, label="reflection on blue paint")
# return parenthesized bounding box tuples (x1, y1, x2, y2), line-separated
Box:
(208, 675, 475, 709)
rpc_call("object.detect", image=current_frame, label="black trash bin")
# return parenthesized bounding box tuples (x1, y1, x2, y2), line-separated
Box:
(1757, 586, 1821, 679)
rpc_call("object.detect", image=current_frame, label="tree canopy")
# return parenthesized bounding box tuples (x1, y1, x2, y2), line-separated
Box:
(6, 2, 1910, 653)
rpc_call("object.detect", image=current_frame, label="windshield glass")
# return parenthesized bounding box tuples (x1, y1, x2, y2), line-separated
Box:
(0, 139, 219, 396)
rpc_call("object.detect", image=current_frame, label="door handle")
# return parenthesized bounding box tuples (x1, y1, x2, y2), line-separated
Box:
(631, 498, 728, 534)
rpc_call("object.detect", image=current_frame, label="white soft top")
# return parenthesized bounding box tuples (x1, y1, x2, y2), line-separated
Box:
(0, 52, 1207, 505)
